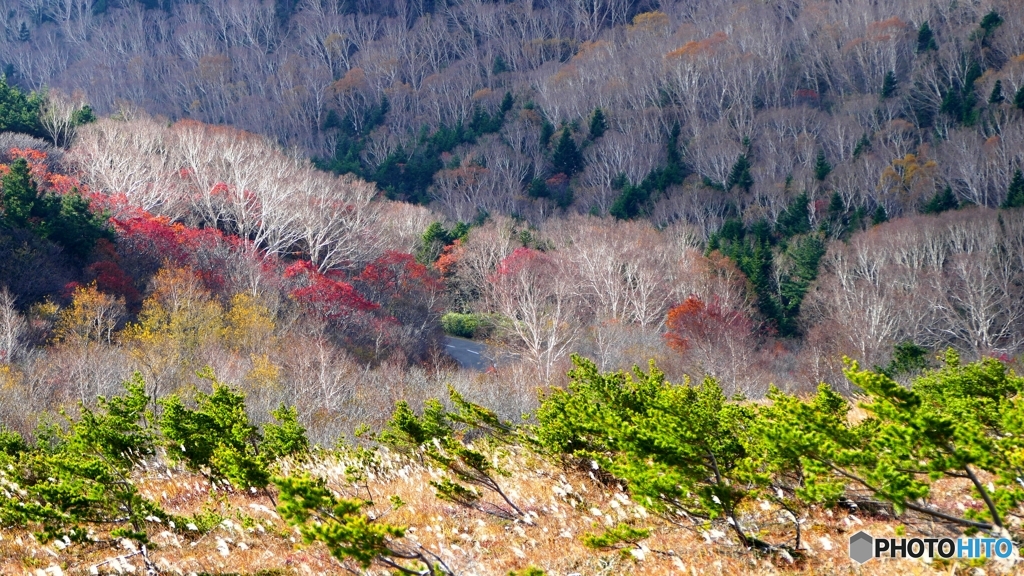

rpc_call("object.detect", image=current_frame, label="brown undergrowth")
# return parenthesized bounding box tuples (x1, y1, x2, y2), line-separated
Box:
(0, 447, 1014, 575)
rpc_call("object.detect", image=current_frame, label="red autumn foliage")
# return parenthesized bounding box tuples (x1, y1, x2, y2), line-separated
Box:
(492, 246, 546, 279)
(88, 260, 142, 306)
(109, 214, 252, 293)
(354, 251, 445, 329)
(664, 295, 754, 353)
(285, 260, 379, 321)
(112, 215, 241, 264)
(434, 239, 463, 276)
(356, 251, 443, 304)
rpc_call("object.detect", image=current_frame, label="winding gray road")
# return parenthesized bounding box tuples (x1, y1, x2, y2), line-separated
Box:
(444, 336, 492, 370)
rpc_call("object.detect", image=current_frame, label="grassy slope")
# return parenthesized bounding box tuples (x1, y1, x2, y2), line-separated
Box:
(0, 445, 996, 576)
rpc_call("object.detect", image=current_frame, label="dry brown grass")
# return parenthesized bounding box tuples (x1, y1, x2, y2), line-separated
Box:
(0, 447, 1019, 576)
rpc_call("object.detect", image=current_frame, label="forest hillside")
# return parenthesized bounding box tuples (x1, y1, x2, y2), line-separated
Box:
(1, 0, 1024, 574)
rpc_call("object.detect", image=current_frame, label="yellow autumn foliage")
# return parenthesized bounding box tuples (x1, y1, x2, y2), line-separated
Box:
(221, 293, 276, 354)
(53, 283, 126, 344)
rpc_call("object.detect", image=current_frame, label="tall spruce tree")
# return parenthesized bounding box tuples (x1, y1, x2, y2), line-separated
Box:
(1004, 169, 1024, 209)
(588, 107, 607, 139)
(551, 128, 583, 176)
(726, 154, 753, 191)
(880, 71, 898, 98)
(916, 21, 937, 52)
(1, 158, 38, 227)
(813, 150, 832, 180)
(872, 204, 888, 224)
(989, 80, 1005, 104)
(923, 186, 959, 214)
(0, 77, 44, 136)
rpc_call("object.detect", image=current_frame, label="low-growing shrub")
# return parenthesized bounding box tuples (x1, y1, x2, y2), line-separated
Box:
(441, 312, 481, 338)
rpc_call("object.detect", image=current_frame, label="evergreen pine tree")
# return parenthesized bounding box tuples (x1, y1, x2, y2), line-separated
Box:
(923, 186, 959, 214)
(492, 55, 509, 75)
(551, 129, 583, 176)
(1, 158, 38, 227)
(1015, 85, 1024, 110)
(499, 91, 514, 114)
(71, 105, 96, 125)
(880, 71, 898, 99)
(776, 192, 811, 237)
(853, 134, 872, 158)
(527, 177, 549, 198)
(940, 87, 963, 118)
(588, 107, 607, 139)
(1004, 169, 1024, 209)
(827, 191, 844, 217)
(979, 11, 1003, 38)
(872, 204, 888, 225)
(18, 22, 30, 43)
(822, 191, 847, 237)
(916, 21, 937, 52)
(539, 120, 554, 147)
(726, 154, 753, 192)
(989, 80, 1005, 104)
(813, 150, 831, 180)
(0, 76, 45, 136)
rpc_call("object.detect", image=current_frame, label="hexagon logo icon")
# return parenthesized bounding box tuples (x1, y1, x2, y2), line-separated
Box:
(849, 531, 874, 564)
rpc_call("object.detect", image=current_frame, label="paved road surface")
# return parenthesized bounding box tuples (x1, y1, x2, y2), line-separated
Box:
(444, 336, 492, 370)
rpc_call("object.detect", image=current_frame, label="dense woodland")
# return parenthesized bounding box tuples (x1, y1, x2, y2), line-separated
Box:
(2, 0, 1024, 573)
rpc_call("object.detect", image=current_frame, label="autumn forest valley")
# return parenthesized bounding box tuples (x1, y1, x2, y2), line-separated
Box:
(2, 0, 1024, 574)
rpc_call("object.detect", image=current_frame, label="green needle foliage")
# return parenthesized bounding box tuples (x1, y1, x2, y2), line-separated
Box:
(1003, 168, 1024, 209)
(1, 157, 113, 259)
(275, 474, 405, 568)
(588, 107, 607, 139)
(582, 523, 651, 552)
(989, 80, 1006, 105)
(0, 76, 44, 137)
(378, 386, 526, 522)
(534, 356, 767, 548)
(760, 351, 1024, 535)
(159, 368, 307, 495)
(916, 21, 937, 53)
(726, 153, 753, 192)
(0, 374, 164, 544)
(551, 128, 583, 176)
(814, 149, 832, 180)
(923, 185, 959, 214)
(0, 369, 308, 549)
(880, 71, 898, 99)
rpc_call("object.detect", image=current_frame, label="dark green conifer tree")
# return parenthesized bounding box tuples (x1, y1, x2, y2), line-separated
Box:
(980, 11, 1003, 37)
(588, 108, 607, 139)
(853, 134, 871, 158)
(551, 129, 583, 176)
(1, 158, 38, 227)
(1003, 169, 1024, 209)
(539, 120, 554, 148)
(726, 154, 753, 192)
(880, 71, 898, 98)
(872, 204, 888, 225)
(989, 80, 1005, 104)
(813, 150, 831, 181)
(499, 91, 514, 114)
(923, 186, 959, 214)
(0, 77, 44, 136)
(916, 21, 937, 52)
